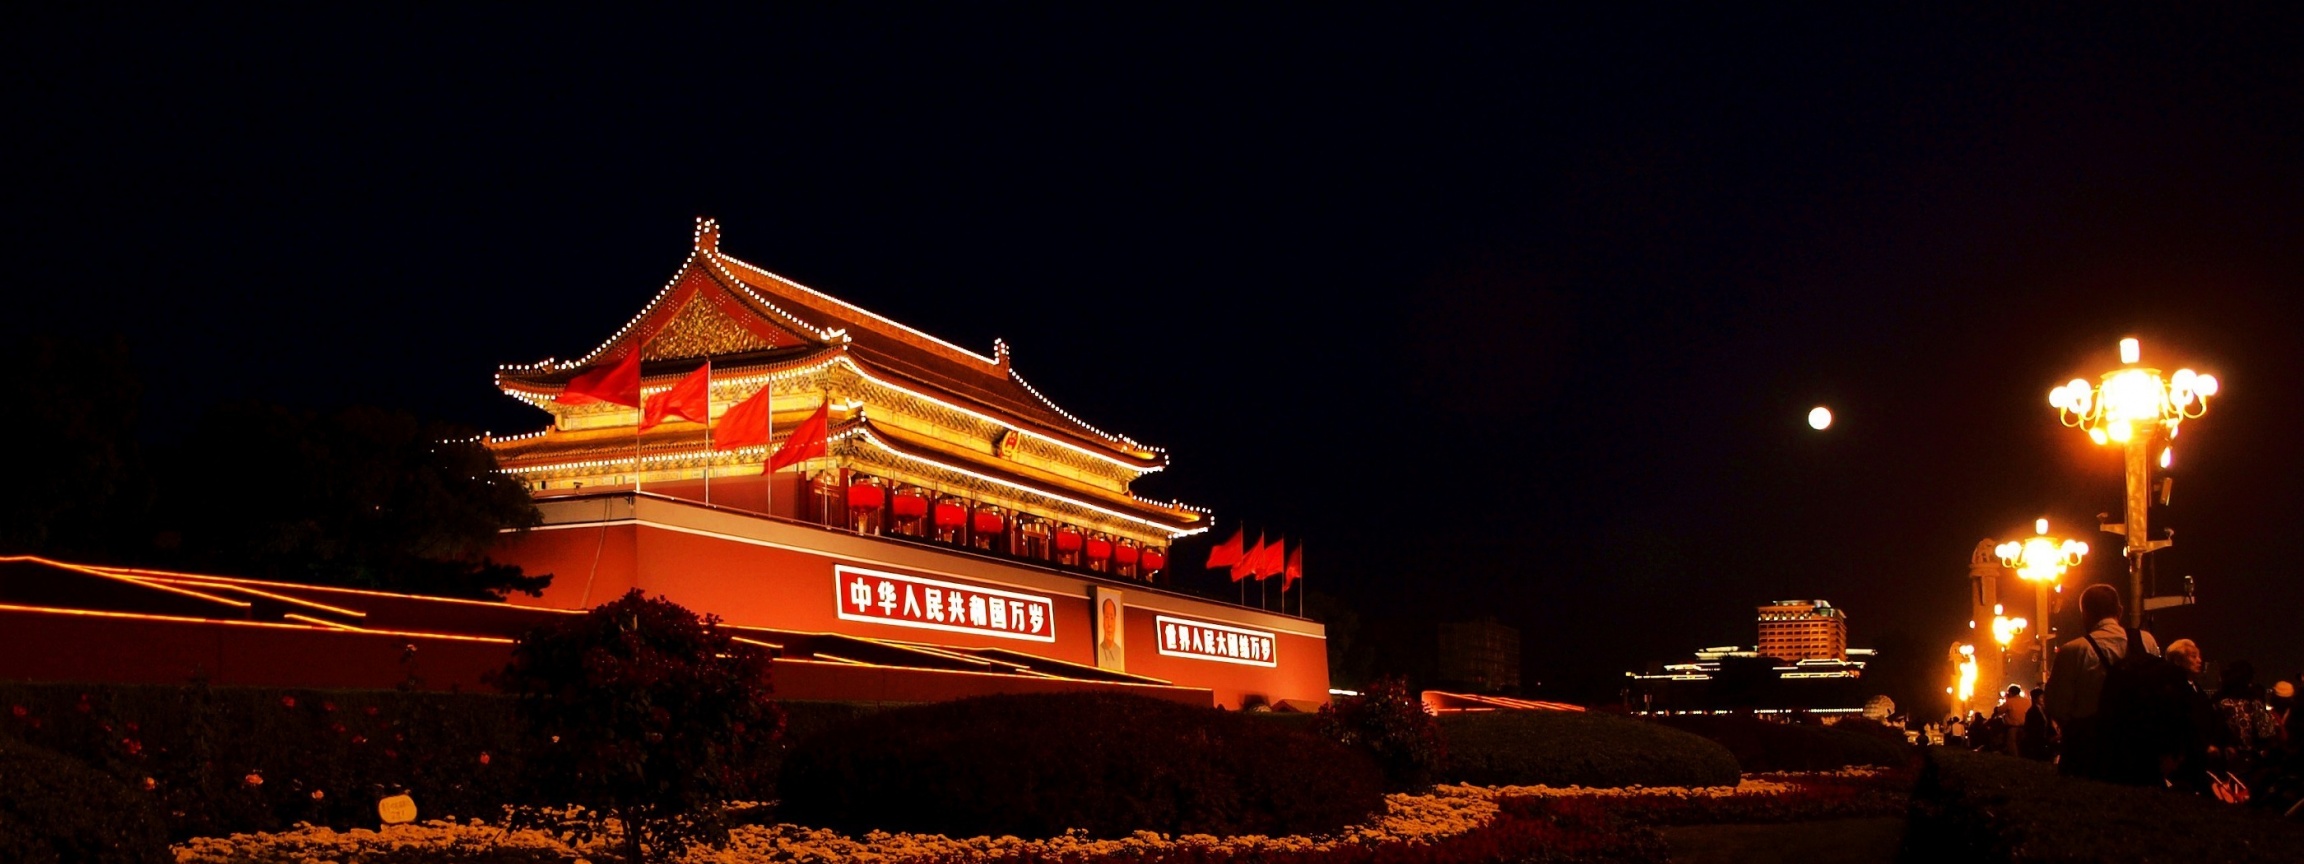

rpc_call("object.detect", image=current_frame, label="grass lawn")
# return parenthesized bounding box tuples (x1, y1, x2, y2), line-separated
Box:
(1661, 816, 1905, 864)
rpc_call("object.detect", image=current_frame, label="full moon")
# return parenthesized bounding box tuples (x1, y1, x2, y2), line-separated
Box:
(1808, 406, 1833, 430)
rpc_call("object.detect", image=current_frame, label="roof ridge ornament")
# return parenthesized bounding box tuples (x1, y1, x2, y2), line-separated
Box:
(694, 216, 722, 256)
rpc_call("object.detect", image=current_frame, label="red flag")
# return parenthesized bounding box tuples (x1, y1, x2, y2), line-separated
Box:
(1283, 544, 1302, 591)
(713, 386, 772, 451)
(1232, 533, 1265, 582)
(1205, 528, 1244, 569)
(1256, 537, 1286, 580)
(767, 400, 829, 473)
(639, 362, 711, 432)
(554, 351, 642, 408)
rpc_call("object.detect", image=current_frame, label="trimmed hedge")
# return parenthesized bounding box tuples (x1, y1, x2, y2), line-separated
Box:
(777, 692, 1388, 840)
(0, 682, 532, 841)
(1649, 715, 1909, 772)
(0, 733, 170, 864)
(0, 682, 867, 842)
(1437, 711, 1741, 788)
(1908, 747, 2304, 863)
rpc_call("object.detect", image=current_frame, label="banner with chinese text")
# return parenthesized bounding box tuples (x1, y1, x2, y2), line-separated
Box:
(1153, 614, 1276, 667)
(833, 564, 1057, 643)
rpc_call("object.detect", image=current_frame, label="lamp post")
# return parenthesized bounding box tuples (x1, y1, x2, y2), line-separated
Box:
(1996, 519, 2086, 684)
(2049, 337, 2218, 628)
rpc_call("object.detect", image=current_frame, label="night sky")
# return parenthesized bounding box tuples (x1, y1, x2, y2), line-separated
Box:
(8, 8, 2303, 702)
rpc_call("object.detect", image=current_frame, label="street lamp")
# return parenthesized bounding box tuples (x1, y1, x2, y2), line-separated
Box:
(2048, 337, 2218, 627)
(1997, 518, 2087, 684)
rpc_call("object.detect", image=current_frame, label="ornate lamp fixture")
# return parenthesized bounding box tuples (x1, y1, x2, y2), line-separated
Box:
(2046, 337, 2217, 626)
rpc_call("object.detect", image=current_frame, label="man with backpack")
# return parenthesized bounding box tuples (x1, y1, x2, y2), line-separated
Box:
(2044, 584, 2173, 783)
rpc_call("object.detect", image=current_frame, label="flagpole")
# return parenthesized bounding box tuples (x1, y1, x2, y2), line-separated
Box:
(774, 377, 783, 513)
(703, 376, 713, 506)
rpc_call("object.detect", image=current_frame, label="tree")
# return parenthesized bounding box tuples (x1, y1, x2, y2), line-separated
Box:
(494, 590, 782, 862)
(1316, 677, 1445, 792)
(154, 402, 549, 599)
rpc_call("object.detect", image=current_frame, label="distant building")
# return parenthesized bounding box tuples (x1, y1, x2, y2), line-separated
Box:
(1437, 618, 1521, 692)
(1622, 598, 1876, 716)
(1756, 599, 1847, 662)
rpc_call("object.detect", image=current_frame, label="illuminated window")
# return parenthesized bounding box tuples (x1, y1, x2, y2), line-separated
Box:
(807, 471, 846, 527)
(1014, 516, 1052, 561)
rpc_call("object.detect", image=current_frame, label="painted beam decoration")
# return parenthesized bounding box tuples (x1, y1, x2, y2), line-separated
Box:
(833, 564, 1057, 642)
(1154, 614, 1276, 667)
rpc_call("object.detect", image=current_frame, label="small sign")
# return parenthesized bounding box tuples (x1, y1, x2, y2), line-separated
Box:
(1155, 614, 1277, 668)
(378, 794, 417, 825)
(834, 564, 1057, 642)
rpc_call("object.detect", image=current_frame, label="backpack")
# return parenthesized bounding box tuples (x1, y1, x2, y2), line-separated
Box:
(2086, 627, 2188, 784)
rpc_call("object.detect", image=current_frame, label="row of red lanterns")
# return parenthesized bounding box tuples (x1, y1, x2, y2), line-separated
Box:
(821, 475, 1168, 577)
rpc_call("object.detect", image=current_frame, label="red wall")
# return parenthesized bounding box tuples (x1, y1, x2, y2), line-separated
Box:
(0, 608, 512, 691)
(494, 498, 1331, 709)
(0, 608, 1215, 705)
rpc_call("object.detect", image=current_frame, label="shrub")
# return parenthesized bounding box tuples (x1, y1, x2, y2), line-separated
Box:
(1908, 747, 2304, 863)
(495, 589, 782, 862)
(0, 733, 169, 864)
(0, 682, 530, 841)
(778, 691, 1386, 840)
(1649, 715, 1908, 772)
(1438, 711, 1740, 788)
(1316, 678, 1445, 791)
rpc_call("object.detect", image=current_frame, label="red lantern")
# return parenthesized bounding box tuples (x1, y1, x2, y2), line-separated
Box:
(1141, 549, 1167, 571)
(1054, 528, 1083, 552)
(846, 484, 886, 511)
(1084, 536, 1112, 560)
(972, 511, 1005, 535)
(892, 491, 928, 519)
(932, 501, 967, 529)
(1114, 543, 1140, 565)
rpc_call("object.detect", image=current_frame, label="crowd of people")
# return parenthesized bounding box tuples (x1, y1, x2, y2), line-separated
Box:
(1933, 584, 2300, 814)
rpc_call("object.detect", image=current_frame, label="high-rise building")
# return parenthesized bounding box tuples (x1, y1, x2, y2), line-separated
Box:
(1756, 599, 1847, 662)
(1437, 618, 1521, 692)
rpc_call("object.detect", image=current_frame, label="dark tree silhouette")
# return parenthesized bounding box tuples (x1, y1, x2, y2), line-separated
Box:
(154, 402, 549, 599)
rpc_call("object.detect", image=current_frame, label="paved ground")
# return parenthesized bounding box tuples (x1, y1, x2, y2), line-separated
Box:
(1662, 817, 1906, 864)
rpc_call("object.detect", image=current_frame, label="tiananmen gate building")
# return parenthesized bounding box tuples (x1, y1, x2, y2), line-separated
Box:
(0, 219, 1330, 711)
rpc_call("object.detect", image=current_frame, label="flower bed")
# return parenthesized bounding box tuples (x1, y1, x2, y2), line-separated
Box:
(1501, 767, 1912, 826)
(176, 787, 1529, 863)
(171, 771, 1909, 863)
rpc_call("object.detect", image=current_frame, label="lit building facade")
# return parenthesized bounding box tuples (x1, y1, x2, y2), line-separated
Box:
(481, 219, 1330, 709)
(1755, 599, 1847, 662)
(1623, 599, 1874, 715)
